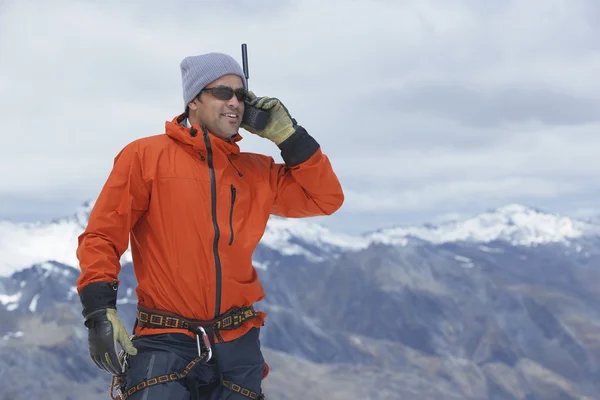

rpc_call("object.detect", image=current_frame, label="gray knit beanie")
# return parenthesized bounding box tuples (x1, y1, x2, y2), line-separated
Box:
(180, 52, 248, 109)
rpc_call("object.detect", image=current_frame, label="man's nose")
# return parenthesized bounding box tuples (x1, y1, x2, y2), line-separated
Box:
(226, 95, 242, 108)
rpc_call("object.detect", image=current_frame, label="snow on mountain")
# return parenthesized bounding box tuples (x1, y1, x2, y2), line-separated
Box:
(0, 201, 132, 277)
(260, 216, 369, 259)
(0, 201, 366, 277)
(0, 261, 81, 312)
(0, 218, 81, 277)
(2, 201, 598, 277)
(368, 204, 600, 246)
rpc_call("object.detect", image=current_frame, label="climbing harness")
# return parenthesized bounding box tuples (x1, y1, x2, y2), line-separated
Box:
(109, 305, 264, 399)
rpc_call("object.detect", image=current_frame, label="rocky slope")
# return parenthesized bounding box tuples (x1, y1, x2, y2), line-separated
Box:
(1, 203, 599, 399)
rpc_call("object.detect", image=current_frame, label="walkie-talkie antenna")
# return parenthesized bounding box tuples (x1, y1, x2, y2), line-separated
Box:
(241, 43, 249, 81)
(240, 43, 269, 131)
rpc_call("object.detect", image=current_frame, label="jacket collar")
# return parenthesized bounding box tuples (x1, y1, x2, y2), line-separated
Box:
(165, 114, 242, 155)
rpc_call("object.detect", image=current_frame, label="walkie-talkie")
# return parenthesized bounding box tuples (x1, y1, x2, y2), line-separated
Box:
(241, 43, 269, 131)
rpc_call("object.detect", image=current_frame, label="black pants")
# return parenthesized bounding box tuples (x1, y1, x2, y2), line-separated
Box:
(123, 327, 265, 399)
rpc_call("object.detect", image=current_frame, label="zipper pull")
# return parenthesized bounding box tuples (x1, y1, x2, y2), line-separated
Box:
(227, 156, 243, 177)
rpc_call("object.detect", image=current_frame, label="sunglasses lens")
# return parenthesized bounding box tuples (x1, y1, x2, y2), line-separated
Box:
(207, 87, 247, 102)
(234, 89, 247, 102)
(210, 87, 234, 100)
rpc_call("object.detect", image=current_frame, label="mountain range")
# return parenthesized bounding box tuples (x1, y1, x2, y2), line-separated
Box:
(1, 202, 599, 399)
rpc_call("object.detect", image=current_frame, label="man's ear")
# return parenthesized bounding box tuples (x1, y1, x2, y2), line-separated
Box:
(188, 94, 204, 110)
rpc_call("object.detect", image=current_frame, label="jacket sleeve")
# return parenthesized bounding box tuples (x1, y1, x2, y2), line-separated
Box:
(269, 126, 344, 217)
(76, 141, 150, 301)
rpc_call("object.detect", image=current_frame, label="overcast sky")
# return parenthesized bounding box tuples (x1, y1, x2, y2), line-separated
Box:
(1, 0, 599, 234)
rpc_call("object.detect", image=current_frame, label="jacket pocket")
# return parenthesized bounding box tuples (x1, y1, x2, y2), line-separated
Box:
(229, 184, 237, 245)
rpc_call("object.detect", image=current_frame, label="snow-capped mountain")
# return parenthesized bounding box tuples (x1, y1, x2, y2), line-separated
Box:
(1, 201, 599, 277)
(367, 203, 600, 246)
(0, 201, 121, 277)
(2, 201, 600, 399)
(0, 200, 369, 277)
(0, 261, 80, 314)
(0, 200, 372, 325)
(260, 216, 368, 261)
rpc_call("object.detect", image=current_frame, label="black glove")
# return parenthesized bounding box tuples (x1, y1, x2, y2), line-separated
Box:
(84, 308, 137, 375)
(80, 281, 137, 375)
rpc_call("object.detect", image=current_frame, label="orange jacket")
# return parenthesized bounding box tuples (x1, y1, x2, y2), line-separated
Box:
(76, 114, 344, 342)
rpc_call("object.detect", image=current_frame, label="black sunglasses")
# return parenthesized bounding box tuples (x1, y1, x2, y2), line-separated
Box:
(201, 86, 248, 102)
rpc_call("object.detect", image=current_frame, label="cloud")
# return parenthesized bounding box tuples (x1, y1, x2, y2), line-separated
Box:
(0, 0, 599, 233)
(385, 83, 600, 128)
(342, 176, 583, 213)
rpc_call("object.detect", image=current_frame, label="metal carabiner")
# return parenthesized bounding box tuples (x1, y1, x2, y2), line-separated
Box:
(195, 326, 212, 362)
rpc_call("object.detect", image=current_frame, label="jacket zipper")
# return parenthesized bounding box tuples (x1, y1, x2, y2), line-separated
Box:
(202, 127, 223, 318)
(227, 156, 243, 177)
(229, 185, 236, 245)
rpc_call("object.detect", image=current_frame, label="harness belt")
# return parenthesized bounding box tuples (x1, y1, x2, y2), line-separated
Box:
(136, 304, 259, 343)
(109, 305, 264, 400)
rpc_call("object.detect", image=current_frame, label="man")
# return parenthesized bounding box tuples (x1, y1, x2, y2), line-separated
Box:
(75, 51, 344, 400)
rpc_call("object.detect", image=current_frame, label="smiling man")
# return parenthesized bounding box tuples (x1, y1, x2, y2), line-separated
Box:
(75, 52, 344, 399)
(189, 75, 246, 138)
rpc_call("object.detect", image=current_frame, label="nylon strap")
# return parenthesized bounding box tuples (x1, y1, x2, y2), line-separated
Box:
(111, 353, 208, 400)
(222, 379, 264, 399)
(136, 305, 258, 334)
(110, 353, 264, 400)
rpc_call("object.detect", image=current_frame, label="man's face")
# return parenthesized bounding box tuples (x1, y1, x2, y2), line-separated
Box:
(188, 74, 245, 140)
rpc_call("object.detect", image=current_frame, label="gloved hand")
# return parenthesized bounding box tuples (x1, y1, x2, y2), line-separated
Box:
(241, 91, 298, 145)
(84, 308, 137, 375)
